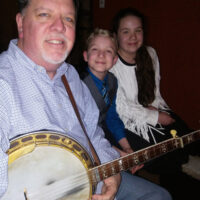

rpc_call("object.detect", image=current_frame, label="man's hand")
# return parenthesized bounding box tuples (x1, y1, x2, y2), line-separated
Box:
(91, 174, 121, 200)
(113, 146, 143, 174)
(123, 148, 144, 174)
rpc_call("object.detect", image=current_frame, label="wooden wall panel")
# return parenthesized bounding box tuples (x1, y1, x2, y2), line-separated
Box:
(0, 1, 18, 52)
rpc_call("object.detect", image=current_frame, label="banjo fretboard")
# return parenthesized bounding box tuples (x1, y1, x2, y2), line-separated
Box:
(89, 130, 200, 184)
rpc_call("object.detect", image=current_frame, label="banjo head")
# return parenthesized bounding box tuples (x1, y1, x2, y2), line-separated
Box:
(3, 131, 95, 200)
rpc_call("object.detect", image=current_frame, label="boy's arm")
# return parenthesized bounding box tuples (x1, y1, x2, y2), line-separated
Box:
(106, 95, 126, 142)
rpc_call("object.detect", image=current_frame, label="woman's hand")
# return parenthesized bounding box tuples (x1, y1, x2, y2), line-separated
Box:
(158, 111, 175, 126)
(148, 106, 175, 126)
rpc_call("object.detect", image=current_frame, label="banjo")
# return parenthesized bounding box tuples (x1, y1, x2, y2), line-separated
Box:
(2, 129, 200, 200)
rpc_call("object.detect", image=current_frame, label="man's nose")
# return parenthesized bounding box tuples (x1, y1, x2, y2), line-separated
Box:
(50, 17, 66, 32)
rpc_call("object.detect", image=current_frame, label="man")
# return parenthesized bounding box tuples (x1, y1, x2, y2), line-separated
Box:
(0, 0, 120, 199)
(0, 0, 172, 199)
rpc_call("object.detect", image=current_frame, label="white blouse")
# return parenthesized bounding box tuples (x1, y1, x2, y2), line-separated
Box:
(110, 46, 169, 142)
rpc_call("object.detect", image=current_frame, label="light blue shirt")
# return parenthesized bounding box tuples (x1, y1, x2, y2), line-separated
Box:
(0, 40, 119, 197)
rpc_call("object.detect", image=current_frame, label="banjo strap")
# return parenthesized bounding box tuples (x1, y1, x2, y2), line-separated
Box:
(61, 75, 101, 166)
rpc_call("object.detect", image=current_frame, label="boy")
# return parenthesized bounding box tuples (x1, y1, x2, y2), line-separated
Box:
(82, 28, 132, 155)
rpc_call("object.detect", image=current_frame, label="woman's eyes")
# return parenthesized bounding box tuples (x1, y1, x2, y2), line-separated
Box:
(121, 29, 143, 34)
(122, 30, 129, 34)
(136, 29, 143, 33)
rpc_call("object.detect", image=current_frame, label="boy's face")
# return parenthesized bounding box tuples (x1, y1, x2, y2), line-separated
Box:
(83, 35, 118, 80)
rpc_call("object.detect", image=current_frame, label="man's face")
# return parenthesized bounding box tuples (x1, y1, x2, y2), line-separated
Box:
(16, 0, 76, 77)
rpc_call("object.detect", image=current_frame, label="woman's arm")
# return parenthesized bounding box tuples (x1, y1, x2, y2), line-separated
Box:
(148, 46, 169, 110)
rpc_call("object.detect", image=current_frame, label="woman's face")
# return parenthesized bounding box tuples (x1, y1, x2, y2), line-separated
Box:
(117, 15, 143, 58)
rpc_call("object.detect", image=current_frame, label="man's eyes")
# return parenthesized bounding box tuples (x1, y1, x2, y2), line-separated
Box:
(38, 13, 49, 17)
(37, 13, 75, 25)
(64, 17, 75, 23)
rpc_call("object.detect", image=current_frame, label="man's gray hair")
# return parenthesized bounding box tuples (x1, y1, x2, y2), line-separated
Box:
(17, 0, 79, 18)
(17, 0, 29, 13)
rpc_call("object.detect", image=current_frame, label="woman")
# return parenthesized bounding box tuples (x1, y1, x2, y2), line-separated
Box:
(109, 8, 194, 199)
(110, 7, 190, 151)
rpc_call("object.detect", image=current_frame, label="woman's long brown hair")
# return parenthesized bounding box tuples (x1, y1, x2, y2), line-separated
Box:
(135, 45, 155, 107)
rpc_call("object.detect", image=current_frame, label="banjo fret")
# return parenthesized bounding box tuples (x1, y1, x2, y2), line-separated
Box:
(182, 130, 200, 145)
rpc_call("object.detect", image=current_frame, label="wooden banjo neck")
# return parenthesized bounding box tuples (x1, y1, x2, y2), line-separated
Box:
(89, 130, 200, 184)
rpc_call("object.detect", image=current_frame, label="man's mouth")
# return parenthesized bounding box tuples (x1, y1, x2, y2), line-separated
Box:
(47, 40, 64, 44)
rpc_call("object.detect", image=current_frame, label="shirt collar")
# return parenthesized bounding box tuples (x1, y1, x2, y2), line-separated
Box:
(87, 67, 108, 89)
(118, 53, 136, 67)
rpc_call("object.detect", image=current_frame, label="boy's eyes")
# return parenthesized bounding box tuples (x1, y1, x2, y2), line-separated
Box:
(90, 48, 114, 55)
(91, 48, 98, 52)
(106, 50, 113, 54)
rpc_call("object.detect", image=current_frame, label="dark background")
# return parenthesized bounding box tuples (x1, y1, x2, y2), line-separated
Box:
(0, 0, 200, 130)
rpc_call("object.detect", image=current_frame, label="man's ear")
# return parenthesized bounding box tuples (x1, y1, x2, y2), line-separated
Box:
(16, 13, 24, 38)
(83, 51, 88, 62)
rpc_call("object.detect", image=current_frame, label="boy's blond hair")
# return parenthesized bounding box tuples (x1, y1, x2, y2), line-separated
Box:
(85, 28, 118, 52)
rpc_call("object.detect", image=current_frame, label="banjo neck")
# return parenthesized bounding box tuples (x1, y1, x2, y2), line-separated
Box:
(89, 130, 200, 184)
